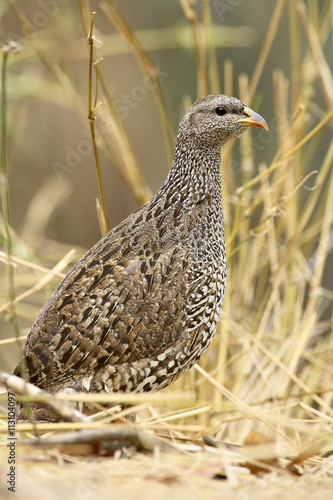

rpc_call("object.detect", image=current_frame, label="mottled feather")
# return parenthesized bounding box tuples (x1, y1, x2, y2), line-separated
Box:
(14, 94, 268, 419)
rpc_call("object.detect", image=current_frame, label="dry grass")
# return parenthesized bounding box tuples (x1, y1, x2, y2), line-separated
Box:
(0, 0, 333, 498)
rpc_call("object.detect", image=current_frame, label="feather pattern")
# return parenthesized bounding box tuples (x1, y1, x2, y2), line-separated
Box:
(14, 94, 268, 419)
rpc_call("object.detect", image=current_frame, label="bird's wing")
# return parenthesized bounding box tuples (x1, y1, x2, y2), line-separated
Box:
(19, 226, 192, 389)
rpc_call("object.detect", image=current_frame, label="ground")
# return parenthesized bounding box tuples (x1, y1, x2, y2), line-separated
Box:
(1, 442, 332, 500)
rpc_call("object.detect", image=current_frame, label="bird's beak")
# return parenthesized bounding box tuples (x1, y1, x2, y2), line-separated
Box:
(234, 106, 269, 131)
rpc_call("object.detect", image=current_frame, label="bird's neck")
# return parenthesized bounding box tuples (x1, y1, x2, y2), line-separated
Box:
(156, 135, 225, 262)
(162, 135, 223, 209)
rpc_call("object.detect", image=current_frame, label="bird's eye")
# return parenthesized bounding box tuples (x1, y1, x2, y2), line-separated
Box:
(215, 107, 227, 116)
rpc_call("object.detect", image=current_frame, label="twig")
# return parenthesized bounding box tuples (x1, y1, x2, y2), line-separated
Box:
(29, 426, 174, 453)
(0, 372, 90, 423)
(87, 11, 110, 236)
(77, 0, 153, 206)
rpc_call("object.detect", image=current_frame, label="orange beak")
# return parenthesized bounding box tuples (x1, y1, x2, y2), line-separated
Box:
(234, 106, 269, 131)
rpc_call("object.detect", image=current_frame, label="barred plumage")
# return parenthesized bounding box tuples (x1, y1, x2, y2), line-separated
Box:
(14, 94, 268, 420)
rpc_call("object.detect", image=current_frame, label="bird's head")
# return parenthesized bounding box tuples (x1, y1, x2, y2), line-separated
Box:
(178, 94, 269, 148)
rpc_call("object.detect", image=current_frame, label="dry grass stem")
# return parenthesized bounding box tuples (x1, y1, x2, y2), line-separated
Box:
(87, 11, 110, 235)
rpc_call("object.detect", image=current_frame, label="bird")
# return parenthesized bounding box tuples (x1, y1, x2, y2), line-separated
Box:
(14, 94, 268, 421)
